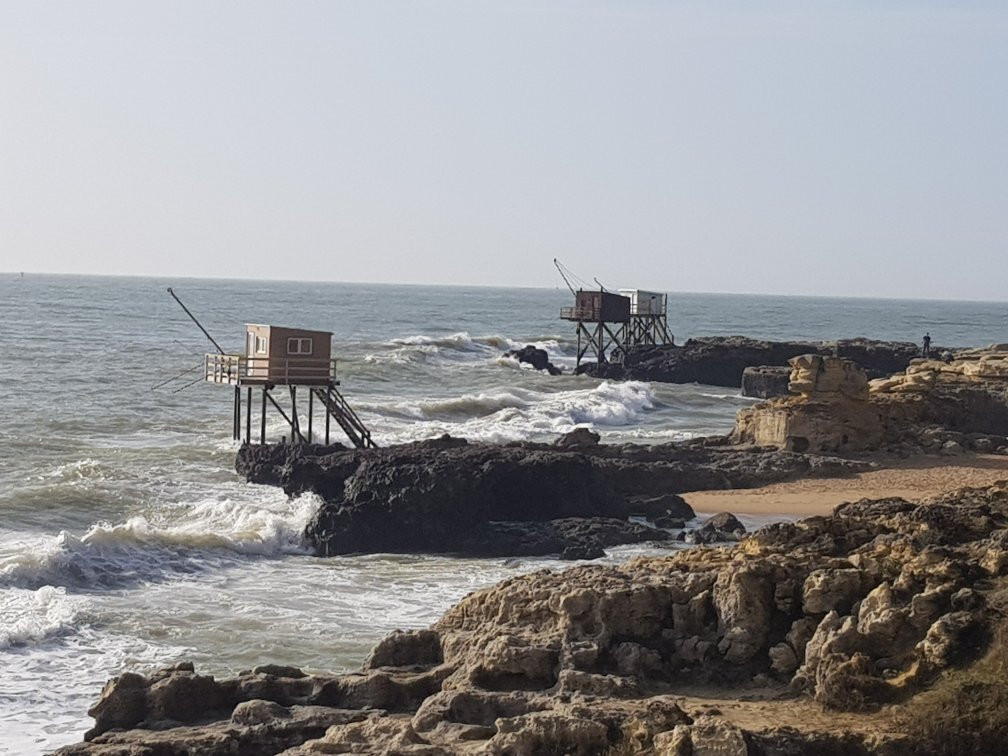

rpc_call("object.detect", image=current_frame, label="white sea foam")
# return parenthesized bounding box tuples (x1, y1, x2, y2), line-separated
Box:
(368, 381, 658, 444)
(0, 586, 85, 649)
(0, 492, 319, 590)
(362, 331, 576, 370)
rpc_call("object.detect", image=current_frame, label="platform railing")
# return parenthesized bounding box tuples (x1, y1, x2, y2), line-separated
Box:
(560, 306, 603, 320)
(204, 354, 338, 385)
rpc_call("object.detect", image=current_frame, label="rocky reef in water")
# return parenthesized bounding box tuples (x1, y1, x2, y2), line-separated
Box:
(236, 432, 865, 558)
(504, 344, 562, 375)
(580, 336, 920, 387)
(58, 482, 1008, 755)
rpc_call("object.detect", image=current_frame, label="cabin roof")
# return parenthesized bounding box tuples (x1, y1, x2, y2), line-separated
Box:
(245, 323, 333, 336)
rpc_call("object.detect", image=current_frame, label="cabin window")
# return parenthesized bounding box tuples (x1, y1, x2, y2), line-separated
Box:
(255, 336, 268, 354)
(287, 337, 313, 355)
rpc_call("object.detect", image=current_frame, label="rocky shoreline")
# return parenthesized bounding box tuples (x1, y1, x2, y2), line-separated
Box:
(57, 481, 1008, 755)
(53, 343, 1008, 754)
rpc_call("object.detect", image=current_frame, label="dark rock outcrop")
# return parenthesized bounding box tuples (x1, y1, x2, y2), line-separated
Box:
(581, 336, 920, 387)
(505, 344, 561, 375)
(236, 437, 866, 557)
(742, 365, 793, 398)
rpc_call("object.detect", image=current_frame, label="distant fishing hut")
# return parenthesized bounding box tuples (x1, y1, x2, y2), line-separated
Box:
(561, 289, 632, 370)
(204, 323, 376, 448)
(556, 271, 674, 373)
(618, 289, 673, 351)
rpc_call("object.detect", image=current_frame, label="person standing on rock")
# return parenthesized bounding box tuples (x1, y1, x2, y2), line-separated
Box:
(922, 332, 932, 358)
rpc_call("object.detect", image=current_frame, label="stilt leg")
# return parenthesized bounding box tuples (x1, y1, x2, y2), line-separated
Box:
(260, 387, 267, 444)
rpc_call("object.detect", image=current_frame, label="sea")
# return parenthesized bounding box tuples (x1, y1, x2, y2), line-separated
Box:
(1, 274, 1006, 754)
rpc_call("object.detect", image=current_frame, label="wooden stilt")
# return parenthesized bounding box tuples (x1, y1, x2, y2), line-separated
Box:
(289, 386, 301, 444)
(246, 387, 252, 443)
(233, 386, 240, 440)
(266, 390, 307, 444)
(308, 389, 314, 443)
(325, 390, 331, 445)
(260, 387, 267, 444)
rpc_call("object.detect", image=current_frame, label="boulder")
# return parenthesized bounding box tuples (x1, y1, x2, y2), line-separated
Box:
(554, 427, 600, 448)
(505, 345, 561, 375)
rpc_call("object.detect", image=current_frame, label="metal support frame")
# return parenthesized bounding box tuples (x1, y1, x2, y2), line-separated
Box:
(572, 319, 627, 372)
(625, 314, 673, 350)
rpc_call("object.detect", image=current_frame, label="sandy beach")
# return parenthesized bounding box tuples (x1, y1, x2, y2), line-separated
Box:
(684, 453, 1008, 518)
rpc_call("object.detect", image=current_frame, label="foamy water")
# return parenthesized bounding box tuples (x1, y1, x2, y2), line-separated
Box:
(2, 274, 1005, 753)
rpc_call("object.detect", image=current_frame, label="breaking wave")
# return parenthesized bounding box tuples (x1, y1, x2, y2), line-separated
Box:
(0, 585, 86, 649)
(0, 493, 320, 591)
(362, 332, 575, 370)
(367, 381, 659, 444)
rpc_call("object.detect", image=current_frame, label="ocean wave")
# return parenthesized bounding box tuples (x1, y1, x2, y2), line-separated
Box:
(370, 381, 658, 444)
(0, 585, 86, 649)
(0, 493, 319, 591)
(41, 458, 113, 482)
(362, 332, 575, 370)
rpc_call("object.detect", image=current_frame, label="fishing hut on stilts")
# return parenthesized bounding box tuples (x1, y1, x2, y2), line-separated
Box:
(554, 260, 674, 372)
(168, 288, 376, 448)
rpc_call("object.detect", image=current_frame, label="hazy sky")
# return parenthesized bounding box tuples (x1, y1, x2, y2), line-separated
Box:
(1, 1, 1005, 299)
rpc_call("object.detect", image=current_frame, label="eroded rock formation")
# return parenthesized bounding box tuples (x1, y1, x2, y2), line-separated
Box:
(58, 483, 1008, 755)
(734, 350, 1008, 454)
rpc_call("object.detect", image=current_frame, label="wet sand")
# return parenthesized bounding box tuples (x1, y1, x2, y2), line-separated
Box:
(684, 453, 1008, 518)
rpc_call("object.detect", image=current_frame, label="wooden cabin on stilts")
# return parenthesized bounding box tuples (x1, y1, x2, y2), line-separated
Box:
(204, 324, 376, 448)
(554, 260, 674, 372)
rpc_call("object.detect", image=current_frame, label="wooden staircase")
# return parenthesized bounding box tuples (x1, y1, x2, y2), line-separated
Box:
(312, 385, 377, 449)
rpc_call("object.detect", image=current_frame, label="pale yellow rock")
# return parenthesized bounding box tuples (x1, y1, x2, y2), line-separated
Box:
(787, 355, 868, 400)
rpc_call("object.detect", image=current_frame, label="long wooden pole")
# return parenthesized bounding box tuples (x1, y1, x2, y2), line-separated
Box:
(166, 287, 226, 355)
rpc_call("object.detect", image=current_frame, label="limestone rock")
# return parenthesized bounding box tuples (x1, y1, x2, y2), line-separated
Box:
(916, 611, 983, 668)
(487, 712, 609, 755)
(364, 630, 442, 670)
(60, 483, 1008, 755)
(788, 355, 869, 401)
(803, 568, 867, 615)
(655, 716, 748, 756)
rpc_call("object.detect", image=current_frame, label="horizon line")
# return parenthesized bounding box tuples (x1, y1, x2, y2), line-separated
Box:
(4, 269, 1008, 307)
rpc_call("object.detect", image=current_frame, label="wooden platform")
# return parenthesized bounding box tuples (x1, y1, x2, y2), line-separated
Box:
(204, 353, 336, 386)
